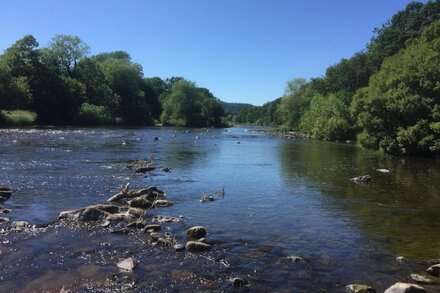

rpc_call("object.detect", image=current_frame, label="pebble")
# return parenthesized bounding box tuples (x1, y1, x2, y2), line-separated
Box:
(174, 243, 185, 252)
(186, 226, 207, 239)
(185, 241, 211, 252)
(117, 257, 136, 272)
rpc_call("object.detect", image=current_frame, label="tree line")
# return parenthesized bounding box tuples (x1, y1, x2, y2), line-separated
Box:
(0, 36, 225, 127)
(237, 1, 440, 156)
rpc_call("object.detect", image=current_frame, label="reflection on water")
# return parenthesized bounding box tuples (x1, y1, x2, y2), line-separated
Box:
(278, 140, 440, 259)
(0, 126, 439, 292)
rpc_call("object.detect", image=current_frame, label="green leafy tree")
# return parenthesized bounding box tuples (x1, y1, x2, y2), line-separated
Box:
(351, 19, 440, 155)
(48, 35, 90, 77)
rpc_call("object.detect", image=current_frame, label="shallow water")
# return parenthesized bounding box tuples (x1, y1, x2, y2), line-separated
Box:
(0, 126, 439, 292)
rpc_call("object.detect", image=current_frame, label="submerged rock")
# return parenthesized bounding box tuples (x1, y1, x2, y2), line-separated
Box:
(136, 163, 156, 173)
(186, 226, 207, 239)
(161, 167, 171, 172)
(200, 195, 215, 202)
(151, 215, 180, 223)
(383, 282, 425, 293)
(0, 207, 11, 214)
(117, 257, 136, 272)
(346, 284, 376, 293)
(351, 175, 372, 184)
(185, 241, 211, 252)
(426, 264, 440, 277)
(231, 277, 249, 288)
(285, 255, 307, 263)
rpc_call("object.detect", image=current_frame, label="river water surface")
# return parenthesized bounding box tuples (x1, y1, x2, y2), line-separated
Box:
(0, 126, 439, 292)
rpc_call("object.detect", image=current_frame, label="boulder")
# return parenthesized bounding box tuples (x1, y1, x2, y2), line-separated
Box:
(89, 204, 120, 214)
(383, 282, 425, 293)
(174, 243, 185, 252)
(351, 175, 372, 184)
(346, 284, 376, 293)
(0, 216, 10, 223)
(185, 241, 211, 252)
(426, 264, 440, 277)
(186, 226, 207, 239)
(125, 208, 145, 220)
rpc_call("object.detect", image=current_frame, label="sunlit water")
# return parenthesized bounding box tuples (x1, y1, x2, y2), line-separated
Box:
(0, 126, 439, 292)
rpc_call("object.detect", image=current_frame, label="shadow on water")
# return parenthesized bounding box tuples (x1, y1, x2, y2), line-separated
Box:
(278, 139, 440, 260)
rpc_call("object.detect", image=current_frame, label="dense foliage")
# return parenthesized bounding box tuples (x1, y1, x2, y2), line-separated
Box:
(238, 1, 440, 156)
(0, 35, 225, 127)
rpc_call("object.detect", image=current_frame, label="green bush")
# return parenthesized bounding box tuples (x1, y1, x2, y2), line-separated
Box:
(0, 110, 37, 126)
(77, 103, 112, 125)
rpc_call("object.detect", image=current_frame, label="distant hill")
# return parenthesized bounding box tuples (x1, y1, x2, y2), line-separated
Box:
(221, 102, 254, 114)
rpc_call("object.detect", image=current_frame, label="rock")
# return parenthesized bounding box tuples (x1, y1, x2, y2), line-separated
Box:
(426, 264, 440, 277)
(376, 168, 390, 173)
(117, 257, 136, 272)
(346, 284, 376, 293)
(231, 277, 249, 288)
(125, 208, 145, 220)
(186, 226, 207, 239)
(153, 136, 159, 141)
(286, 255, 306, 263)
(58, 208, 86, 220)
(12, 221, 30, 228)
(153, 199, 174, 207)
(410, 274, 433, 284)
(151, 215, 180, 223)
(174, 243, 185, 252)
(129, 197, 153, 209)
(144, 224, 161, 232)
(79, 207, 113, 222)
(0, 217, 10, 223)
(396, 256, 408, 263)
(127, 220, 146, 229)
(150, 232, 164, 240)
(0, 190, 12, 200)
(200, 195, 215, 202)
(351, 175, 372, 184)
(89, 204, 120, 214)
(185, 241, 211, 252)
(0, 208, 11, 214)
(136, 163, 156, 173)
(161, 167, 171, 172)
(383, 282, 425, 293)
(157, 237, 172, 246)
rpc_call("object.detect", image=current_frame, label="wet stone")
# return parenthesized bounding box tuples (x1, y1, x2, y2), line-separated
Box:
(231, 277, 249, 288)
(174, 243, 185, 252)
(186, 241, 211, 252)
(129, 197, 153, 209)
(383, 282, 425, 293)
(396, 256, 408, 263)
(186, 226, 207, 239)
(0, 216, 10, 223)
(351, 175, 372, 184)
(410, 274, 433, 284)
(117, 257, 136, 272)
(346, 284, 376, 293)
(286, 255, 306, 263)
(426, 264, 440, 277)
(150, 232, 164, 240)
(153, 200, 174, 207)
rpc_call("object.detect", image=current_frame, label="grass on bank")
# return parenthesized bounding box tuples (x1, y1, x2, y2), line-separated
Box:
(0, 110, 37, 126)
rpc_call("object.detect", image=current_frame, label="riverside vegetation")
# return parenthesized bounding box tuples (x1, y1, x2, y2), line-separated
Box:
(1, 1, 439, 157)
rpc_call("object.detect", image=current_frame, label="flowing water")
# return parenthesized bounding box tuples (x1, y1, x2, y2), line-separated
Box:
(0, 126, 439, 292)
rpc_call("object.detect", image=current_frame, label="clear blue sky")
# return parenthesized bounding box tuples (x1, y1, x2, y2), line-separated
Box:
(0, 0, 423, 105)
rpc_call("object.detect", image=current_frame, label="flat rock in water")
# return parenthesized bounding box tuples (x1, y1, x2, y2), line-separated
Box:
(144, 224, 161, 232)
(396, 256, 408, 263)
(346, 284, 376, 293)
(426, 263, 440, 277)
(351, 175, 372, 184)
(376, 168, 390, 173)
(79, 207, 113, 222)
(185, 241, 211, 252)
(286, 255, 306, 263)
(0, 190, 12, 200)
(117, 257, 136, 272)
(186, 226, 207, 239)
(0, 217, 10, 223)
(410, 274, 433, 284)
(58, 208, 86, 220)
(200, 195, 215, 202)
(383, 282, 425, 293)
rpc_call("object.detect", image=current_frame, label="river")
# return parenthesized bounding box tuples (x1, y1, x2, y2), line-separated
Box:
(0, 126, 439, 292)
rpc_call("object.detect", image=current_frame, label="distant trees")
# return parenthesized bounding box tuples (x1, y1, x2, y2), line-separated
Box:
(159, 79, 225, 127)
(0, 35, 226, 127)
